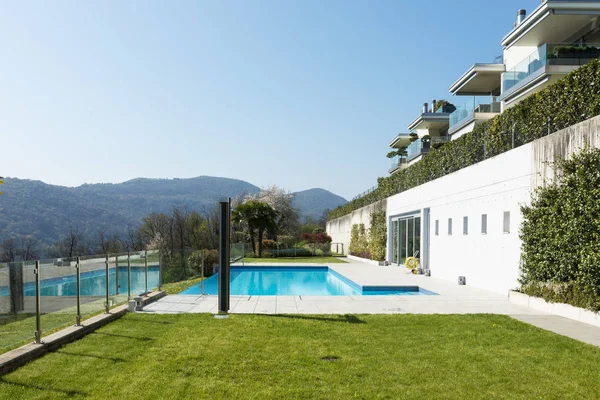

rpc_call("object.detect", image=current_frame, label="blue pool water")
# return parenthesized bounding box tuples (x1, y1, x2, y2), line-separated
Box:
(0, 267, 160, 297)
(180, 266, 436, 296)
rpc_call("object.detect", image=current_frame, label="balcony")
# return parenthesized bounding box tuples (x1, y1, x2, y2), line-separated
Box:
(502, 43, 600, 98)
(389, 154, 408, 174)
(449, 96, 500, 134)
(406, 136, 449, 162)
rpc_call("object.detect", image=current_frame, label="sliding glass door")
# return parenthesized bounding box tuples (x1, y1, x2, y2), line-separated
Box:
(391, 215, 421, 266)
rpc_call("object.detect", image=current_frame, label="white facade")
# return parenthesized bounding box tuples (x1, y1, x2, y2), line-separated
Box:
(328, 115, 600, 296)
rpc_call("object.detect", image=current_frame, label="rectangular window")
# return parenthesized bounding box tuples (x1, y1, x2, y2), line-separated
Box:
(435, 219, 439, 236)
(481, 214, 487, 235)
(503, 211, 510, 234)
(448, 218, 452, 236)
(463, 216, 468, 235)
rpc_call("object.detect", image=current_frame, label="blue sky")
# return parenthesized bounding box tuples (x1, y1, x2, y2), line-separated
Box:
(0, 0, 539, 200)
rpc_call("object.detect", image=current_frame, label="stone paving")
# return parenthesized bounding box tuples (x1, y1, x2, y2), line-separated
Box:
(142, 261, 600, 347)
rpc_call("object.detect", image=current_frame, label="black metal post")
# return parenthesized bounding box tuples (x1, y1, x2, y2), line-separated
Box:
(76, 256, 81, 326)
(218, 198, 231, 314)
(34, 260, 42, 344)
(105, 254, 110, 313)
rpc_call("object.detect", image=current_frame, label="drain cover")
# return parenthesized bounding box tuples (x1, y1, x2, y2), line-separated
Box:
(321, 356, 340, 362)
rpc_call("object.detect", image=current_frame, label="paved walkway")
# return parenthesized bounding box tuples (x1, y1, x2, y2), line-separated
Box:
(142, 261, 600, 347)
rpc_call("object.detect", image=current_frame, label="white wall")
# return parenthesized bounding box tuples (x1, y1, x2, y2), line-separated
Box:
(386, 144, 532, 295)
(329, 115, 600, 295)
(326, 200, 385, 255)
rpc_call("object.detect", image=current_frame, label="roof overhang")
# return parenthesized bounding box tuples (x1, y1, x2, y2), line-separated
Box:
(407, 113, 450, 131)
(449, 63, 505, 96)
(502, 1, 600, 48)
(388, 134, 412, 148)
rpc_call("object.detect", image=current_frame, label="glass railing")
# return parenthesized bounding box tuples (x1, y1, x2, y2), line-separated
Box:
(502, 43, 600, 93)
(389, 154, 407, 172)
(449, 96, 500, 131)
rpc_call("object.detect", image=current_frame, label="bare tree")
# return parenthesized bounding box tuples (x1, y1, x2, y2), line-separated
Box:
(18, 235, 39, 261)
(47, 227, 88, 258)
(0, 237, 18, 262)
(95, 228, 123, 254)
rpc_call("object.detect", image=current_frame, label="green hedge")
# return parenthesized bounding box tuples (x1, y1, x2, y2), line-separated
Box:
(368, 211, 387, 261)
(329, 59, 600, 220)
(520, 147, 600, 311)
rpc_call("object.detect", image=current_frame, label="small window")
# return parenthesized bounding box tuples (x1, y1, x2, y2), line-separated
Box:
(463, 216, 468, 235)
(448, 218, 452, 235)
(435, 220, 439, 236)
(481, 214, 487, 235)
(503, 211, 510, 234)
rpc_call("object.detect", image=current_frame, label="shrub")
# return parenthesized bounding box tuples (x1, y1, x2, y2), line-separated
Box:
(349, 224, 370, 259)
(520, 147, 600, 311)
(329, 59, 600, 220)
(368, 211, 387, 261)
(269, 248, 313, 257)
(261, 239, 278, 250)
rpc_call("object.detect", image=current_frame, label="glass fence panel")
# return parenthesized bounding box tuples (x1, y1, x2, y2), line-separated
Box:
(108, 254, 128, 307)
(39, 257, 78, 337)
(146, 250, 160, 293)
(129, 251, 149, 296)
(79, 255, 108, 321)
(0, 262, 36, 353)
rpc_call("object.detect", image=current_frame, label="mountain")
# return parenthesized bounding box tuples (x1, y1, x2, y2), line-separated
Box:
(292, 188, 348, 221)
(0, 177, 347, 247)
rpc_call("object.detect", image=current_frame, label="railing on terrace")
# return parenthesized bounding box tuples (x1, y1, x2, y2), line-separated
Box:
(502, 42, 600, 93)
(0, 247, 242, 354)
(406, 136, 449, 162)
(389, 154, 408, 172)
(352, 186, 377, 201)
(449, 96, 501, 131)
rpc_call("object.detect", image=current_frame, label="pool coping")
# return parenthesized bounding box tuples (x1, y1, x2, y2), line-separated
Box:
(0, 290, 166, 376)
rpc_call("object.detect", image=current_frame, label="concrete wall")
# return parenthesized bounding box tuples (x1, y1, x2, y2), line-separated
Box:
(329, 115, 600, 295)
(326, 199, 386, 255)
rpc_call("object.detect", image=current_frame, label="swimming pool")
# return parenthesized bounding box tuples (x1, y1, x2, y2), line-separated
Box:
(0, 267, 160, 297)
(180, 266, 436, 296)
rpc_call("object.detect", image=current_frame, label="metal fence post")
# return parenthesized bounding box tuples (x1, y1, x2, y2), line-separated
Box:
(127, 252, 131, 299)
(158, 251, 162, 291)
(76, 256, 81, 326)
(115, 255, 119, 295)
(144, 250, 148, 295)
(201, 250, 205, 296)
(105, 254, 110, 313)
(34, 260, 42, 344)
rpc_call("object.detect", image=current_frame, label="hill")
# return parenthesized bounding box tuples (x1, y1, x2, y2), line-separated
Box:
(0, 177, 347, 247)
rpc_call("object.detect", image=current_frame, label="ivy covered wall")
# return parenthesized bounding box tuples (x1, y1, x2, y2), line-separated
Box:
(520, 147, 600, 311)
(329, 59, 600, 220)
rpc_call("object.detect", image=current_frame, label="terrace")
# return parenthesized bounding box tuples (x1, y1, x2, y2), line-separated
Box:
(501, 43, 600, 106)
(448, 96, 501, 136)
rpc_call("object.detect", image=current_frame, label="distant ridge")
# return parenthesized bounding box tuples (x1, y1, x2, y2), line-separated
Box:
(0, 176, 347, 247)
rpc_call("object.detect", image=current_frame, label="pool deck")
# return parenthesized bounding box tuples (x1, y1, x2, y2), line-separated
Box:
(142, 261, 600, 347)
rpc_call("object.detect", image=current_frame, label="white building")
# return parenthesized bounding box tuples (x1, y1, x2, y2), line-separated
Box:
(334, 0, 600, 295)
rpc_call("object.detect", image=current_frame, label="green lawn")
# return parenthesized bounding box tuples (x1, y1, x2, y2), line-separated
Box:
(1, 314, 599, 399)
(242, 256, 347, 264)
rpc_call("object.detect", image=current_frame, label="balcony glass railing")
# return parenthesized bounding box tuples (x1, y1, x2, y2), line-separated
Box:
(449, 96, 500, 131)
(389, 154, 407, 172)
(502, 43, 600, 93)
(406, 136, 449, 161)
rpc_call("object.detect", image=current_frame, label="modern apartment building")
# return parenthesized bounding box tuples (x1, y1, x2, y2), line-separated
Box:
(388, 0, 600, 171)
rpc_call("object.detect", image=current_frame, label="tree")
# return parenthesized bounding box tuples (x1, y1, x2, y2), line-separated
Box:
(47, 227, 88, 258)
(18, 235, 39, 261)
(0, 237, 17, 262)
(232, 200, 278, 257)
(95, 229, 123, 254)
(244, 185, 299, 237)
